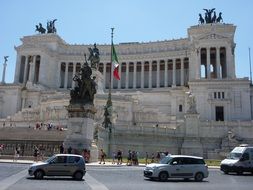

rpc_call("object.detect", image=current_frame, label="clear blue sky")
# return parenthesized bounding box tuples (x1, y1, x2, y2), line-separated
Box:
(0, 0, 253, 83)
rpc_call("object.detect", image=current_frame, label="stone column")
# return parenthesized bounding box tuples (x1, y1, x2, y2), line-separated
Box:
(14, 55, 21, 83)
(141, 61, 144, 88)
(216, 47, 221, 79)
(28, 56, 36, 83)
(23, 56, 29, 84)
(172, 59, 176, 87)
(126, 62, 129, 89)
(118, 62, 122, 89)
(206, 48, 211, 79)
(149, 61, 152, 88)
(72, 62, 77, 88)
(226, 46, 235, 78)
(103, 63, 106, 89)
(58, 62, 62, 88)
(156, 61, 160, 88)
(64, 62, 69, 89)
(1, 60, 7, 84)
(197, 48, 201, 79)
(133, 62, 137, 89)
(164, 60, 168, 87)
(180, 58, 184, 86)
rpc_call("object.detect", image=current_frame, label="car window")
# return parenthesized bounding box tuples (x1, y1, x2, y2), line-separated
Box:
(171, 157, 184, 165)
(68, 156, 80, 163)
(182, 158, 205, 165)
(159, 156, 172, 164)
(51, 156, 67, 164)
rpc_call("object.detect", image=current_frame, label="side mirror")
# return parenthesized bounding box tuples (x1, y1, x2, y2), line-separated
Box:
(171, 161, 178, 165)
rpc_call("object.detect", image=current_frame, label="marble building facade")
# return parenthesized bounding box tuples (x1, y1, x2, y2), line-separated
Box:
(0, 22, 253, 158)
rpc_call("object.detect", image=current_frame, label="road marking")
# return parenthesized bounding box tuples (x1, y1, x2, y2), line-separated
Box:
(85, 173, 109, 190)
(0, 169, 27, 190)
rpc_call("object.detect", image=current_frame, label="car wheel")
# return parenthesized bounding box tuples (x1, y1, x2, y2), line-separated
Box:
(74, 171, 83, 180)
(34, 170, 44, 180)
(223, 170, 228, 174)
(159, 172, 168, 182)
(194, 172, 204, 182)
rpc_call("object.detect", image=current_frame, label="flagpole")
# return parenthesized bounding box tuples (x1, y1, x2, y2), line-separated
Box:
(249, 47, 252, 84)
(109, 28, 114, 96)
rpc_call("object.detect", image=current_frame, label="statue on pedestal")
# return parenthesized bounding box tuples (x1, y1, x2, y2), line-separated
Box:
(198, 8, 223, 24)
(88, 43, 100, 69)
(70, 55, 97, 105)
(186, 91, 198, 114)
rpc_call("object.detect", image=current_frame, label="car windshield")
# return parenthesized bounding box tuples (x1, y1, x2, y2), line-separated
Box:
(45, 155, 56, 163)
(227, 152, 242, 160)
(159, 156, 173, 164)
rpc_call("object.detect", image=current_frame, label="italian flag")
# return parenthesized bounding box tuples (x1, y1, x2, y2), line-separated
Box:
(112, 43, 120, 80)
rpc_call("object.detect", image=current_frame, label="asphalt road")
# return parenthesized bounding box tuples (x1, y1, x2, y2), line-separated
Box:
(0, 163, 253, 190)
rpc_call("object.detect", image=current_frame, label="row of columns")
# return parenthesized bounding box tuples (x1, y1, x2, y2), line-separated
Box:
(20, 55, 38, 85)
(103, 58, 186, 89)
(60, 58, 187, 90)
(198, 46, 227, 79)
(59, 58, 185, 89)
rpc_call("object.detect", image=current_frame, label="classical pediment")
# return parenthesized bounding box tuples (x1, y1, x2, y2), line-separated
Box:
(198, 33, 228, 40)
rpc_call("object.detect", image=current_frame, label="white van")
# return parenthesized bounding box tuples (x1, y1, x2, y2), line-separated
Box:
(220, 145, 253, 174)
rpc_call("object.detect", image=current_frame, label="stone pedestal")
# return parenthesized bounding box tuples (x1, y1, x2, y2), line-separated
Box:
(181, 137, 203, 157)
(181, 113, 203, 157)
(64, 104, 98, 162)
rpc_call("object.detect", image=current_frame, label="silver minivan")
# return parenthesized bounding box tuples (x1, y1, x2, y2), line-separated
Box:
(144, 155, 209, 181)
(28, 154, 86, 180)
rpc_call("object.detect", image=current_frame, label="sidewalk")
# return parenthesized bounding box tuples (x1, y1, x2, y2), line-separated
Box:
(0, 158, 146, 166)
(0, 158, 220, 169)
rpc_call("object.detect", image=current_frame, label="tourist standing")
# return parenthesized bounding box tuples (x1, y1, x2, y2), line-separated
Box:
(33, 146, 39, 162)
(59, 144, 64, 154)
(117, 149, 122, 165)
(13, 147, 20, 162)
(99, 149, 106, 164)
(145, 152, 149, 165)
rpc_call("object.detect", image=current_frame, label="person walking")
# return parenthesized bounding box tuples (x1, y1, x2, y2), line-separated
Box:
(99, 149, 106, 164)
(145, 152, 149, 165)
(33, 146, 39, 162)
(13, 147, 20, 162)
(117, 150, 122, 165)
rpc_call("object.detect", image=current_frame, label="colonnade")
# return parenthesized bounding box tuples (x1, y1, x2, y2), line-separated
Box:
(198, 46, 228, 79)
(18, 55, 40, 85)
(59, 58, 189, 90)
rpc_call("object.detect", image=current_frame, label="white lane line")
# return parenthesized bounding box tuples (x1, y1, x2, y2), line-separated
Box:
(85, 173, 109, 190)
(0, 169, 27, 190)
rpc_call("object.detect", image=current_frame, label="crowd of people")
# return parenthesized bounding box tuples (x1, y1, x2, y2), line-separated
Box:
(34, 122, 65, 131)
(1, 141, 170, 165)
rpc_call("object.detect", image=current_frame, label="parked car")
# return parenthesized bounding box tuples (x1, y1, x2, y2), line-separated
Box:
(220, 145, 253, 174)
(28, 154, 86, 180)
(144, 155, 209, 181)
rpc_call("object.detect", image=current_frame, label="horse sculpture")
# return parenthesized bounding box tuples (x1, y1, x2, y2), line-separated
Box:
(47, 19, 57, 33)
(35, 23, 46, 34)
(216, 12, 223, 23)
(198, 14, 205, 24)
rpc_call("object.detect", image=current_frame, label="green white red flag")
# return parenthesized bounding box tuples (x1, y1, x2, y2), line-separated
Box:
(112, 43, 120, 80)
